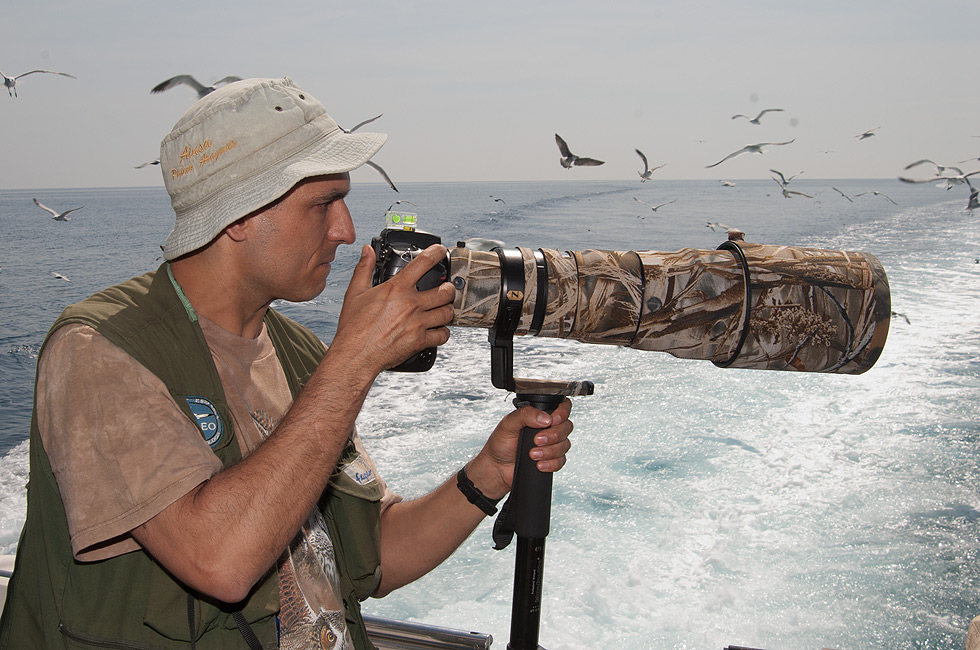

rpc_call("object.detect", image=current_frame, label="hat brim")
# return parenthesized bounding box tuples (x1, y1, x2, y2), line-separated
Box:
(163, 127, 387, 260)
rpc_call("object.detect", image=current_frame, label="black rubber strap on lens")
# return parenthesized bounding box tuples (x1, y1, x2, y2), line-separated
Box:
(495, 247, 526, 336)
(528, 249, 549, 336)
(714, 240, 752, 368)
(457, 466, 502, 517)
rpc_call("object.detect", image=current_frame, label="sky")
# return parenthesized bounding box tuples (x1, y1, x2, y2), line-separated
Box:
(2, 0, 979, 190)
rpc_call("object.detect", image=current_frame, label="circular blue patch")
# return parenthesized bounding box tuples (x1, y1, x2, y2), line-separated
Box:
(185, 396, 224, 447)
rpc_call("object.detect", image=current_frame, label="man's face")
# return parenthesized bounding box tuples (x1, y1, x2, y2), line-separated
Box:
(243, 173, 356, 303)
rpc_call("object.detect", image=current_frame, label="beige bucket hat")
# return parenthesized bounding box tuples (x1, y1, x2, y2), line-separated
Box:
(160, 76, 387, 260)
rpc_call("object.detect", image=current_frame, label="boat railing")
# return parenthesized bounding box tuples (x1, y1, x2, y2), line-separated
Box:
(363, 614, 492, 650)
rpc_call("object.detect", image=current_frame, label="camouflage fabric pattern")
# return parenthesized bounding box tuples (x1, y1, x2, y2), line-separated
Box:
(450, 234, 889, 374)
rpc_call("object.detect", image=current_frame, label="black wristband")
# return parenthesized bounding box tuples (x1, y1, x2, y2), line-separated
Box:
(456, 466, 502, 517)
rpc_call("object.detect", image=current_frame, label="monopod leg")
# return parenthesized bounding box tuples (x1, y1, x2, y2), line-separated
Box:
(507, 393, 565, 650)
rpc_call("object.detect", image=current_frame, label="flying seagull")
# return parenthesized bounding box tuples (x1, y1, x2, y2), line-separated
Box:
(2, 69, 76, 98)
(555, 134, 604, 169)
(340, 114, 383, 134)
(33, 198, 82, 221)
(635, 149, 666, 181)
(771, 176, 812, 198)
(770, 168, 803, 186)
(489, 195, 506, 203)
(719, 180, 736, 187)
(855, 127, 879, 140)
(898, 169, 980, 191)
(903, 159, 964, 176)
(855, 191, 898, 205)
(967, 187, 979, 212)
(770, 177, 807, 198)
(386, 200, 419, 212)
(731, 108, 784, 125)
(151, 75, 242, 99)
(832, 187, 855, 203)
(339, 114, 398, 192)
(633, 197, 676, 212)
(364, 161, 398, 192)
(51, 272, 70, 282)
(461, 237, 506, 252)
(705, 140, 795, 168)
(706, 221, 737, 233)
(134, 159, 160, 169)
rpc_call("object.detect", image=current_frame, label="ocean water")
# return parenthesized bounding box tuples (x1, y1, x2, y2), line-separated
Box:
(1, 179, 978, 650)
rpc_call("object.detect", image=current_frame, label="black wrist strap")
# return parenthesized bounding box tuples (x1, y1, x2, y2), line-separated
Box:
(456, 466, 502, 517)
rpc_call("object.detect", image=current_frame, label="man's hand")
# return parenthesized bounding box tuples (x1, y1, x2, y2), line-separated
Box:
(464, 399, 574, 501)
(332, 243, 456, 377)
(373, 399, 574, 595)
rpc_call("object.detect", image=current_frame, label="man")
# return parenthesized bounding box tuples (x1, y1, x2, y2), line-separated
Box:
(0, 77, 573, 649)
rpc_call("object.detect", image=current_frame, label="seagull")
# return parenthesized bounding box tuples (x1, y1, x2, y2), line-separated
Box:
(555, 134, 604, 169)
(2, 69, 76, 97)
(899, 169, 980, 191)
(489, 195, 506, 203)
(719, 180, 736, 187)
(635, 149, 666, 181)
(134, 159, 160, 169)
(706, 221, 737, 233)
(731, 108, 784, 125)
(151, 75, 241, 98)
(340, 114, 383, 134)
(339, 114, 398, 192)
(855, 191, 898, 205)
(33, 198, 83, 221)
(855, 127, 879, 140)
(967, 187, 979, 212)
(891, 311, 910, 324)
(51, 272, 70, 282)
(705, 140, 795, 168)
(386, 200, 419, 212)
(633, 197, 676, 212)
(364, 160, 398, 192)
(460, 237, 505, 251)
(771, 176, 812, 198)
(770, 168, 803, 185)
(904, 159, 964, 176)
(832, 187, 855, 202)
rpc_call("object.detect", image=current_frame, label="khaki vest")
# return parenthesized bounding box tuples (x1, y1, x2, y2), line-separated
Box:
(0, 265, 382, 650)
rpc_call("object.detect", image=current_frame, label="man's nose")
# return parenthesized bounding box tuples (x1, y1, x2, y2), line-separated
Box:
(329, 200, 356, 244)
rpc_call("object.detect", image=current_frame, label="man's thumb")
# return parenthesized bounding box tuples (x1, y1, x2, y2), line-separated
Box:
(346, 245, 376, 295)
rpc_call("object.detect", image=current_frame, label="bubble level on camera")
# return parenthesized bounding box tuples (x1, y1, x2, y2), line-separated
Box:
(385, 210, 418, 232)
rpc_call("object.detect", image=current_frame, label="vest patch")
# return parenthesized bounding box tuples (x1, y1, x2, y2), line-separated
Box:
(342, 455, 377, 486)
(185, 396, 224, 447)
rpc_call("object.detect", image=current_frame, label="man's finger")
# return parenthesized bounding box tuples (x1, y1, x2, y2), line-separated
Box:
(386, 244, 449, 288)
(344, 245, 377, 298)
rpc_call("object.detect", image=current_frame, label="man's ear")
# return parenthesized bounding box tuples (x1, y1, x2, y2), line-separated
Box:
(224, 217, 249, 243)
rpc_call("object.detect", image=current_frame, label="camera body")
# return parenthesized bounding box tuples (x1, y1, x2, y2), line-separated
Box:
(370, 225, 450, 372)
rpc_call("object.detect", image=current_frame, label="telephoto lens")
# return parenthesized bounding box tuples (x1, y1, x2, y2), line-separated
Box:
(449, 231, 889, 374)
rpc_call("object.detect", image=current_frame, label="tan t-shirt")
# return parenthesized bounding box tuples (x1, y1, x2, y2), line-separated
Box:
(37, 316, 399, 650)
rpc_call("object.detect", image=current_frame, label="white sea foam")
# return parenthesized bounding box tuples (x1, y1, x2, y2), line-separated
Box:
(0, 181, 977, 648)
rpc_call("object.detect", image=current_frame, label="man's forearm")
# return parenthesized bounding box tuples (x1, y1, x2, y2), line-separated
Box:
(373, 469, 492, 597)
(133, 346, 377, 603)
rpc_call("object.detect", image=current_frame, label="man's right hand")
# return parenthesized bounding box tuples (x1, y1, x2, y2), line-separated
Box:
(332, 243, 456, 377)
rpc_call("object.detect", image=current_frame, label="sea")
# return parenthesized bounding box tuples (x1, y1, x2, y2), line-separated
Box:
(1, 178, 978, 650)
